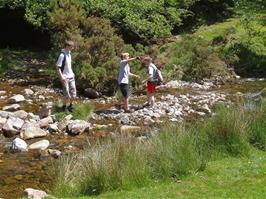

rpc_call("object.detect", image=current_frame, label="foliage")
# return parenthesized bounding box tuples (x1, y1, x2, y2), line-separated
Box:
(53, 101, 92, 121)
(53, 98, 266, 197)
(162, 35, 229, 81)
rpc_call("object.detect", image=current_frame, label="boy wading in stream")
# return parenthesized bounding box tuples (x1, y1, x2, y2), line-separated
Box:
(56, 40, 76, 112)
(142, 56, 163, 108)
(117, 53, 140, 113)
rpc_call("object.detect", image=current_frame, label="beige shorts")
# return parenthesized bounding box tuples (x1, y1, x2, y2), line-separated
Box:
(62, 78, 76, 98)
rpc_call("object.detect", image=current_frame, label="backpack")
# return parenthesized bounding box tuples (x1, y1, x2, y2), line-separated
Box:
(56, 51, 66, 73)
(151, 64, 163, 86)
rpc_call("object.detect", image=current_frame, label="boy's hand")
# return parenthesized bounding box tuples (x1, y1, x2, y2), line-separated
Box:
(136, 56, 141, 60)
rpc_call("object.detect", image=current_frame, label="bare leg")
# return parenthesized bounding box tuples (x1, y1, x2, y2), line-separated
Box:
(123, 97, 129, 111)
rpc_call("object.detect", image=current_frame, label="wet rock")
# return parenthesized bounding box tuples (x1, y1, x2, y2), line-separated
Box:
(0, 110, 14, 118)
(0, 90, 6, 95)
(48, 149, 61, 159)
(14, 110, 29, 120)
(29, 139, 50, 150)
(84, 88, 100, 99)
(38, 116, 53, 128)
(39, 102, 53, 118)
(48, 123, 59, 133)
(2, 104, 21, 112)
(24, 88, 34, 95)
(58, 114, 73, 131)
(67, 120, 90, 135)
(24, 188, 47, 199)
(120, 125, 141, 134)
(20, 126, 47, 140)
(0, 117, 7, 131)
(10, 138, 28, 152)
(2, 117, 24, 137)
(9, 94, 25, 103)
(120, 115, 131, 125)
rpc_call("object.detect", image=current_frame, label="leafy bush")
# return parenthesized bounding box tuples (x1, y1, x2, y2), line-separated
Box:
(163, 35, 229, 81)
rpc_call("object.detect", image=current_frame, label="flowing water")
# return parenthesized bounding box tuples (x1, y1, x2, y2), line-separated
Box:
(0, 78, 266, 199)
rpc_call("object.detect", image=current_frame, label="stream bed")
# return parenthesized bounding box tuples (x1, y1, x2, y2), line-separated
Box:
(0, 78, 265, 199)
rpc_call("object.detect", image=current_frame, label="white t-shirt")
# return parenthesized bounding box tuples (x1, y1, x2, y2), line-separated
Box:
(56, 49, 75, 79)
(118, 60, 130, 84)
(148, 63, 157, 82)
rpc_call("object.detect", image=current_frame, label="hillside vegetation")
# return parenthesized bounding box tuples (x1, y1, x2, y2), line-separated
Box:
(0, 0, 265, 95)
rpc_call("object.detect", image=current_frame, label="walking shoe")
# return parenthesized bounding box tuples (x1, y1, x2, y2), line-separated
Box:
(62, 105, 68, 112)
(68, 104, 75, 113)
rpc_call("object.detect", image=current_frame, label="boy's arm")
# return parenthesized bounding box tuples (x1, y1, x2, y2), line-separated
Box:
(127, 56, 140, 62)
(56, 54, 66, 83)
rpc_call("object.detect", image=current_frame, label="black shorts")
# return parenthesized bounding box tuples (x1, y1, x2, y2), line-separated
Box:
(119, 83, 129, 98)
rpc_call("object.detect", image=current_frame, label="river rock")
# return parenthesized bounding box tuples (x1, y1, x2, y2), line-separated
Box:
(120, 115, 131, 125)
(0, 117, 7, 130)
(2, 104, 21, 112)
(24, 188, 47, 199)
(120, 125, 141, 134)
(39, 102, 53, 118)
(9, 94, 25, 103)
(0, 90, 6, 95)
(0, 110, 14, 118)
(2, 117, 24, 137)
(67, 120, 90, 135)
(14, 110, 29, 120)
(24, 88, 34, 95)
(29, 139, 50, 150)
(48, 123, 59, 133)
(58, 114, 73, 131)
(48, 149, 61, 159)
(20, 126, 47, 140)
(10, 138, 28, 152)
(38, 116, 53, 128)
(84, 88, 100, 99)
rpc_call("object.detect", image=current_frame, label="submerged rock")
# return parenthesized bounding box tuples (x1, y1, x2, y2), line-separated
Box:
(48, 149, 62, 159)
(9, 94, 25, 103)
(10, 138, 28, 152)
(120, 125, 141, 134)
(24, 188, 47, 199)
(29, 139, 50, 150)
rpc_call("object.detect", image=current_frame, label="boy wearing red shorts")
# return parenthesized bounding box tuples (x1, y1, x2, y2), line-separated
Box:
(143, 57, 157, 107)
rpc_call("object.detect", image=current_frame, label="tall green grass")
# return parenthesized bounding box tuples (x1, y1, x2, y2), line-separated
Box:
(53, 101, 92, 121)
(53, 99, 266, 198)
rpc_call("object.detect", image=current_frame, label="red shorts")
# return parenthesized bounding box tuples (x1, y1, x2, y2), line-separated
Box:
(147, 82, 156, 93)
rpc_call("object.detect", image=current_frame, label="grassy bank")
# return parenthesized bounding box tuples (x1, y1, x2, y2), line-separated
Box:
(52, 97, 266, 198)
(59, 150, 266, 199)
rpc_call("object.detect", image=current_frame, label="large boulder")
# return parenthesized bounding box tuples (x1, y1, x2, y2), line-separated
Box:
(10, 138, 28, 152)
(2, 117, 24, 137)
(29, 139, 50, 150)
(20, 126, 47, 140)
(9, 94, 25, 103)
(84, 88, 100, 99)
(67, 120, 90, 135)
(2, 104, 21, 112)
(38, 116, 53, 128)
(24, 188, 47, 199)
